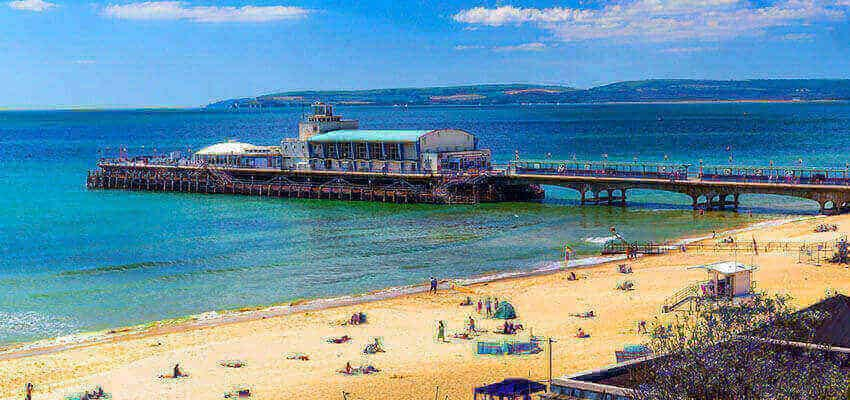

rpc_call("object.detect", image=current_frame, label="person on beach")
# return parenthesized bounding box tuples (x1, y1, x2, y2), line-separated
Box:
(437, 320, 447, 342)
(485, 298, 492, 317)
(173, 363, 187, 378)
(467, 316, 476, 333)
(477, 299, 483, 314)
(638, 320, 648, 334)
(429, 277, 438, 294)
(25, 383, 33, 400)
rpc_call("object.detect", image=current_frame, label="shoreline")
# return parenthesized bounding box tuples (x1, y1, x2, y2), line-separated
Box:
(0, 213, 813, 362)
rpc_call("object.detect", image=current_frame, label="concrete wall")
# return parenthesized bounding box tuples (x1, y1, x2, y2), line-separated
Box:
(298, 120, 359, 141)
(733, 272, 751, 296)
(419, 129, 475, 153)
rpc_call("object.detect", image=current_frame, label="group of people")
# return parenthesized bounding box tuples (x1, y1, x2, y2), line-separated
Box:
(497, 320, 523, 335)
(362, 338, 385, 354)
(158, 363, 189, 379)
(476, 297, 500, 317)
(815, 223, 839, 232)
(348, 311, 367, 325)
(72, 387, 107, 400)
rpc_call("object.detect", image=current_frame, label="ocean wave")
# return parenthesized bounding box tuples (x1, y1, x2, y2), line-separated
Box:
(59, 260, 177, 277)
(583, 235, 617, 245)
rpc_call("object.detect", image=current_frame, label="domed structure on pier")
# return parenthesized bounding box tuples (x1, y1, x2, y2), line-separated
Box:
(195, 141, 256, 156)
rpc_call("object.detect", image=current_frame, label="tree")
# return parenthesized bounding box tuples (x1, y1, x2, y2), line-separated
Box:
(630, 293, 850, 400)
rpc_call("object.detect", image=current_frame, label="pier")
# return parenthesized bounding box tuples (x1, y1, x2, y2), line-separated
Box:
(88, 158, 850, 214)
(86, 103, 850, 214)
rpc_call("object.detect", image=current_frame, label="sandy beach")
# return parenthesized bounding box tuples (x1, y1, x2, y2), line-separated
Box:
(2, 214, 849, 400)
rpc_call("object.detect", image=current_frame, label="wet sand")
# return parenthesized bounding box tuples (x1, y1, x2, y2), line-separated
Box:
(1, 214, 849, 400)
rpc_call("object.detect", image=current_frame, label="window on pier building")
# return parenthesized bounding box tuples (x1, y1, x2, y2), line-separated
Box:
(319, 143, 332, 158)
(385, 144, 400, 160)
(355, 142, 369, 160)
(368, 143, 383, 159)
(337, 143, 351, 159)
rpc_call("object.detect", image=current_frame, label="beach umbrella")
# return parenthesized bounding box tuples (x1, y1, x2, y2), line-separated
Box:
(493, 301, 517, 320)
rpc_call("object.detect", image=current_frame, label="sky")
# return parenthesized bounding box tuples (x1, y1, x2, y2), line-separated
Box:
(2, 0, 850, 108)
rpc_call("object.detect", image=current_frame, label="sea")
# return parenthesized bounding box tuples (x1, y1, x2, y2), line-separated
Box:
(1, 102, 849, 345)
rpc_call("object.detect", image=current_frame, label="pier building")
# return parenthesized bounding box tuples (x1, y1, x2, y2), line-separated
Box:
(193, 141, 281, 169)
(305, 128, 489, 173)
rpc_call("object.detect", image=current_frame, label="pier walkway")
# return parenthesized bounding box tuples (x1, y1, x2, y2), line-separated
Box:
(507, 160, 850, 214)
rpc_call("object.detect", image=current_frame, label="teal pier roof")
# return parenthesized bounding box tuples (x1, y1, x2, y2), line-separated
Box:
(307, 130, 432, 143)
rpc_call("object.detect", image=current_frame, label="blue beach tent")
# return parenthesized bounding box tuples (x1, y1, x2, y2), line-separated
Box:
(493, 301, 517, 320)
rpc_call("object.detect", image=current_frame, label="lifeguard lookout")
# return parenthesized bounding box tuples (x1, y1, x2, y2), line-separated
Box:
(662, 261, 757, 313)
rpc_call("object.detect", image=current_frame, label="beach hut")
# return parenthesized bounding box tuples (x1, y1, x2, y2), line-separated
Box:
(493, 301, 517, 320)
(689, 261, 757, 299)
(473, 378, 546, 400)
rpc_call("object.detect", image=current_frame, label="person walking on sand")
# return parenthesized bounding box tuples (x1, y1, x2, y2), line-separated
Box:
(477, 299, 483, 314)
(437, 320, 447, 342)
(25, 383, 33, 400)
(485, 298, 492, 317)
(429, 276, 438, 294)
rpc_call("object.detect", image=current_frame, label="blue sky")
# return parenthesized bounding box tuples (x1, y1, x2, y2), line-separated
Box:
(2, 0, 849, 108)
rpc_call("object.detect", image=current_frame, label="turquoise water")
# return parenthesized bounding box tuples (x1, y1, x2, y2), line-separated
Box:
(1, 103, 848, 344)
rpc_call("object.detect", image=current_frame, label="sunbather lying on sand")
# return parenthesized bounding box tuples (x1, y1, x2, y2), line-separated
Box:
(327, 335, 352, 344)
(218, 360, 246, 368)
(570, 310, 595, 318)
(576, 328, 590, 338)
(286, 353, 310, 361)
(223, 387, 251, 398)
(338, 362, 381, 375)
(450, 332, 474, 340)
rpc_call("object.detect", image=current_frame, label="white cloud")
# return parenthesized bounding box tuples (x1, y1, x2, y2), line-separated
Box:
(453, 1, 849, 42)
(453, 45, 485, 51)
(659, 46, 718, 53)
(494, 42, 547, 52)
(454, 42, 547, 52)
(8, 0, 56, 12)
(781, 32, 815, 40)
(103, 1, 309, 23)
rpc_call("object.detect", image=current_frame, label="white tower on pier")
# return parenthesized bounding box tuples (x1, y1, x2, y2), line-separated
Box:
(298, 102, 359, 141)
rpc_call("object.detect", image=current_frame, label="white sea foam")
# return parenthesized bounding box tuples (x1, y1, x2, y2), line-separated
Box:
(583, 235, 617, 245)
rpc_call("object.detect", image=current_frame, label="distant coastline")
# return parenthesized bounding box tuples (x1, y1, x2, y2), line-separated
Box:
(207, 79, 850, 109)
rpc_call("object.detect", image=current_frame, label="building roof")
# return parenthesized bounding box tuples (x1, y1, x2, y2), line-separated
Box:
(474, 379, 546, 396)
(688, 261, 757, 275)
(195, 141, 256, 156)
(751, 294, 850, 348)
(306, 130, 432, 143)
